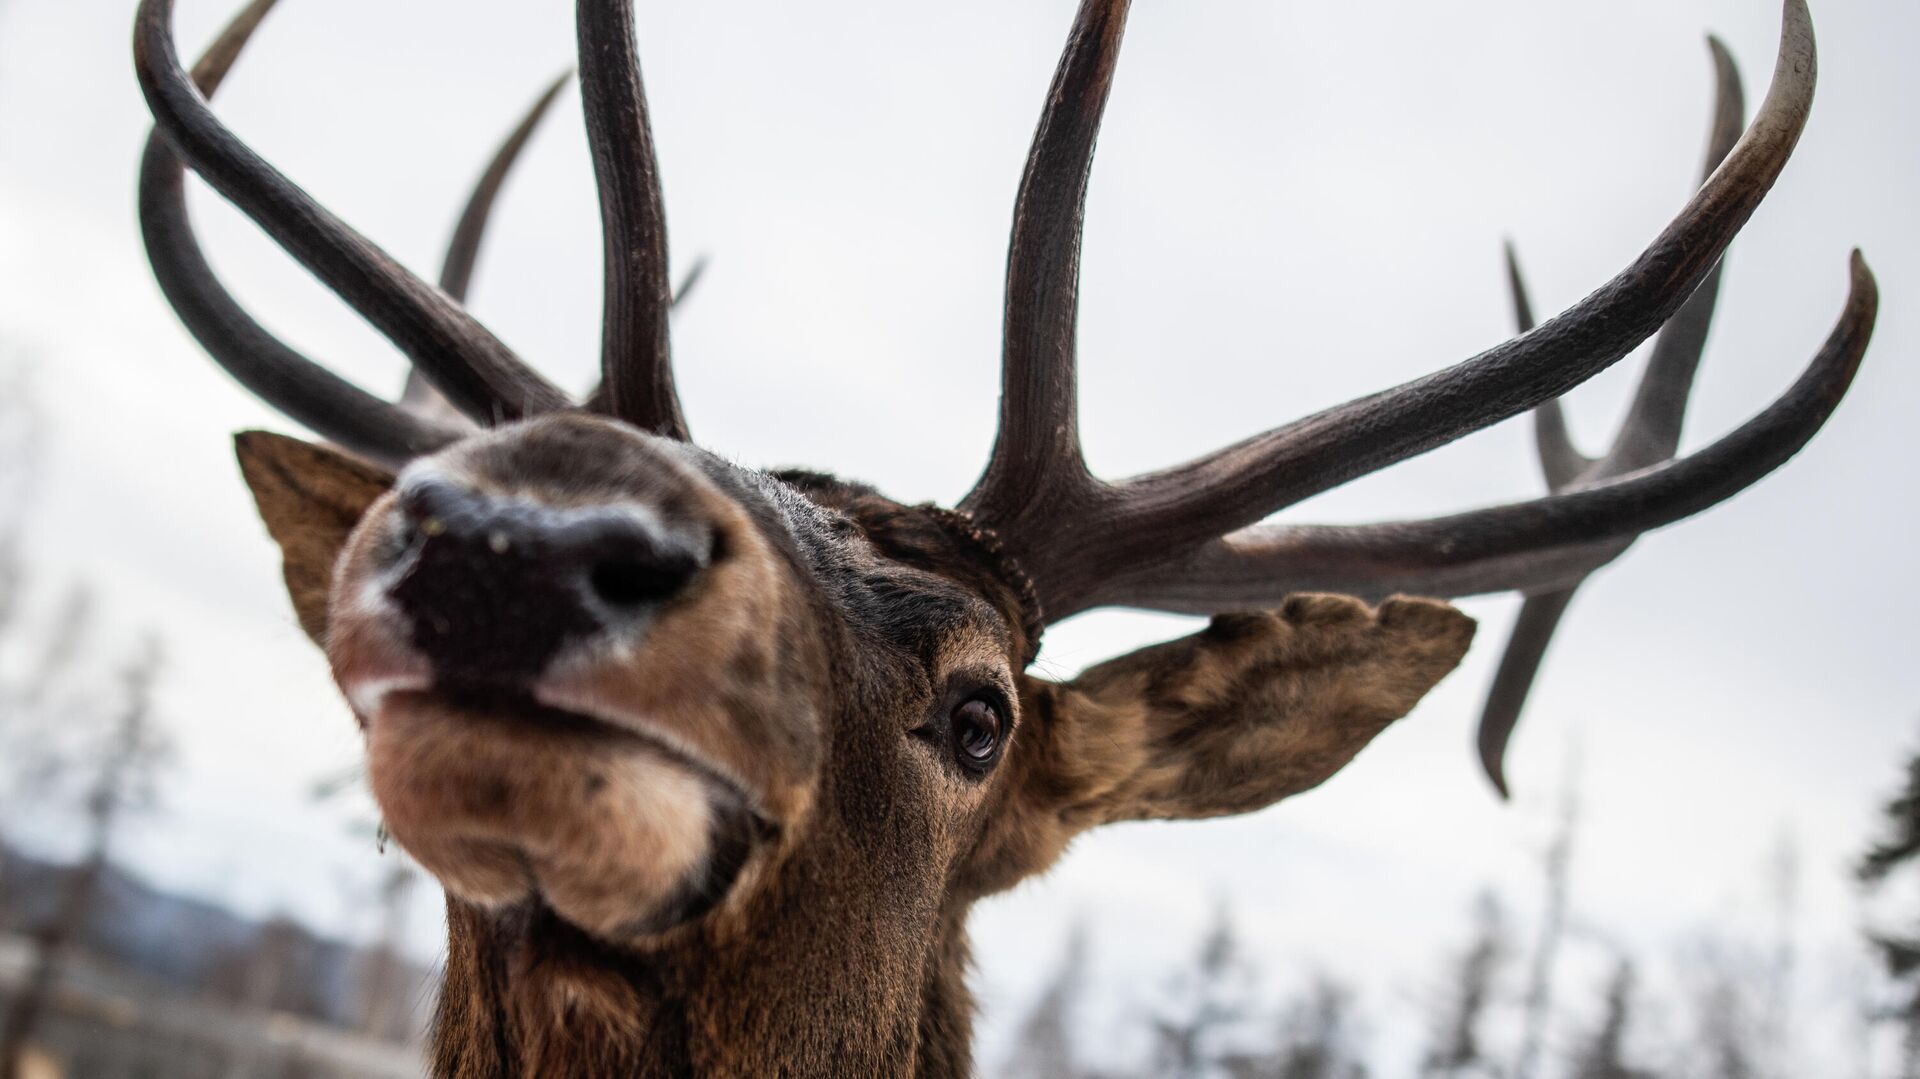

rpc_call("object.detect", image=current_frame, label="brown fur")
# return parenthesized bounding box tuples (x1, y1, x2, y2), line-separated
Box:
(236, 421, 1475, 1076)
(233, 431, 393, 643)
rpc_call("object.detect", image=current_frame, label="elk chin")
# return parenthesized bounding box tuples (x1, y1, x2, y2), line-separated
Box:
(366, 690, 755, 943)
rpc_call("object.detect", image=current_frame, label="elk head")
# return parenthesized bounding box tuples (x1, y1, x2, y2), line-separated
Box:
(136, 0, 1872, 1073)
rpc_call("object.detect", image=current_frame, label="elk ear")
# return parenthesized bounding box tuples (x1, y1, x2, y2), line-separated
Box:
(1023, 594, 1473, 829)
(233, 430, 394, 645)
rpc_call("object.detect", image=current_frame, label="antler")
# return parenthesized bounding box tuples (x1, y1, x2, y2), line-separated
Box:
(1469, 39, 1747, 798)
(410, 73, 705, 423)
(136, 0, 695, 455)
(134, 0, 571, 426)
(136, 0, 462, 466)
(965, 0, 1871, 631)
(967, 0, 1874, 796)
(1080, 256, 1871, 609)
(575, 0, 689, 439)
(400, 74, 573, 424)
(141, 0, 1873, 800)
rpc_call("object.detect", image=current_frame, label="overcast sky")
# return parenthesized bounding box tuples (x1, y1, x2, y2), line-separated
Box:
(0, 0, 1915, 1071)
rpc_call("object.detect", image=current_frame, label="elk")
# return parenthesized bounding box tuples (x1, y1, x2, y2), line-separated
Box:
(134, 0, 1872, 1073)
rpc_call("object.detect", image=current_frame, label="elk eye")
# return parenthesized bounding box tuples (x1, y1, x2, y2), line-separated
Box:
(951, 697, 1005, 775)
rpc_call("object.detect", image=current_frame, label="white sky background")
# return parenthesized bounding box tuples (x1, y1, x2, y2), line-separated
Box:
(0, 0, 1915, 1072)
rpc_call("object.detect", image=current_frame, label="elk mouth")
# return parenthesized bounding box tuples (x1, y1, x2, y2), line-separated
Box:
(364, 685, 773, 943)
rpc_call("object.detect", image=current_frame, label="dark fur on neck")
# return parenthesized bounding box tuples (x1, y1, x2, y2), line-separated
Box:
(430, 866, 980, 1076)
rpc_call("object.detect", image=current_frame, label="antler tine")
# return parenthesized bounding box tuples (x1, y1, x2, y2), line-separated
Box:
(1474, 38, 1748, 797)
(439, 75, 572, 308)
(1089, 251, 1875, 618)
(133, 0, 571, 427)
(576, 0, 688, 440)
(402, 74, 572, 418)
(671, 256, 710, 311)
(1481, 241, 1604, 792)
(1474, 587, 1579, 798)
(960, 0, 1131, 530)
(1610, 36, 1748, 468)
(1503, 243, 1593, 489)
(1102, 0, 1817, 565)
(1480, 240, 1600, 793)
(138, 0, 459, 467)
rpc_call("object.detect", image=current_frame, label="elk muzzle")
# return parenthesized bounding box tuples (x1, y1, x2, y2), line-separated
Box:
(324, 417, 825, 944)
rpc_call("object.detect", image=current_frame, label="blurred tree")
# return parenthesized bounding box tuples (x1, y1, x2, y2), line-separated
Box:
(355, 862, 423, 1041)
(1514, 769, 1580, 1079)
(1220, 975, 1369, 1079)
(1757, 836, 1799, 1077)
(1860, 732, 1920, 1076)
(244, 915, 333, 1017)
(0, 362, 70, 930)
(0, 584, 93, 929)
(1677, 938, 1763, 1079)
(1002, 920, 1090, 1079)
(1566, 960, 1653, 1079)
(0, 637, 169, 1079)
(1421, 892, 1512, 1079)
(0, 361, 40, 642)
(1151, 902, 1260, 1079)
(9, 586, 92, 713)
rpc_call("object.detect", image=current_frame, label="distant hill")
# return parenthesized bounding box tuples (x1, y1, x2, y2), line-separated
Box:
(0, 843, 433, 1038)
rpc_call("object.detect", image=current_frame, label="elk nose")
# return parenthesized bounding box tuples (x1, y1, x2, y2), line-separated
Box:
(388, 477, 711, 684)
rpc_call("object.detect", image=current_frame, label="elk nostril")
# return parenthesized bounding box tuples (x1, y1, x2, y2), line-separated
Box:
(589, 558, 693, 608)
(387, 473, 713, 680)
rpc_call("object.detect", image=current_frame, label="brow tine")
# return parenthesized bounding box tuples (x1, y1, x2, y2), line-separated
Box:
(134, 0, 571, 425)
(576, 0, 687, 440)
(402, 74, 572, 416)
(961, 0, 1131, 526)
(1112, 0, 1816, 551)
(137, 0, 457, 467)
(1503, 242, 1593, 489)
(1477, 587, 1578, 799)
(1610, 37, 1748, 468)
(1089, 251, 1873, 617)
